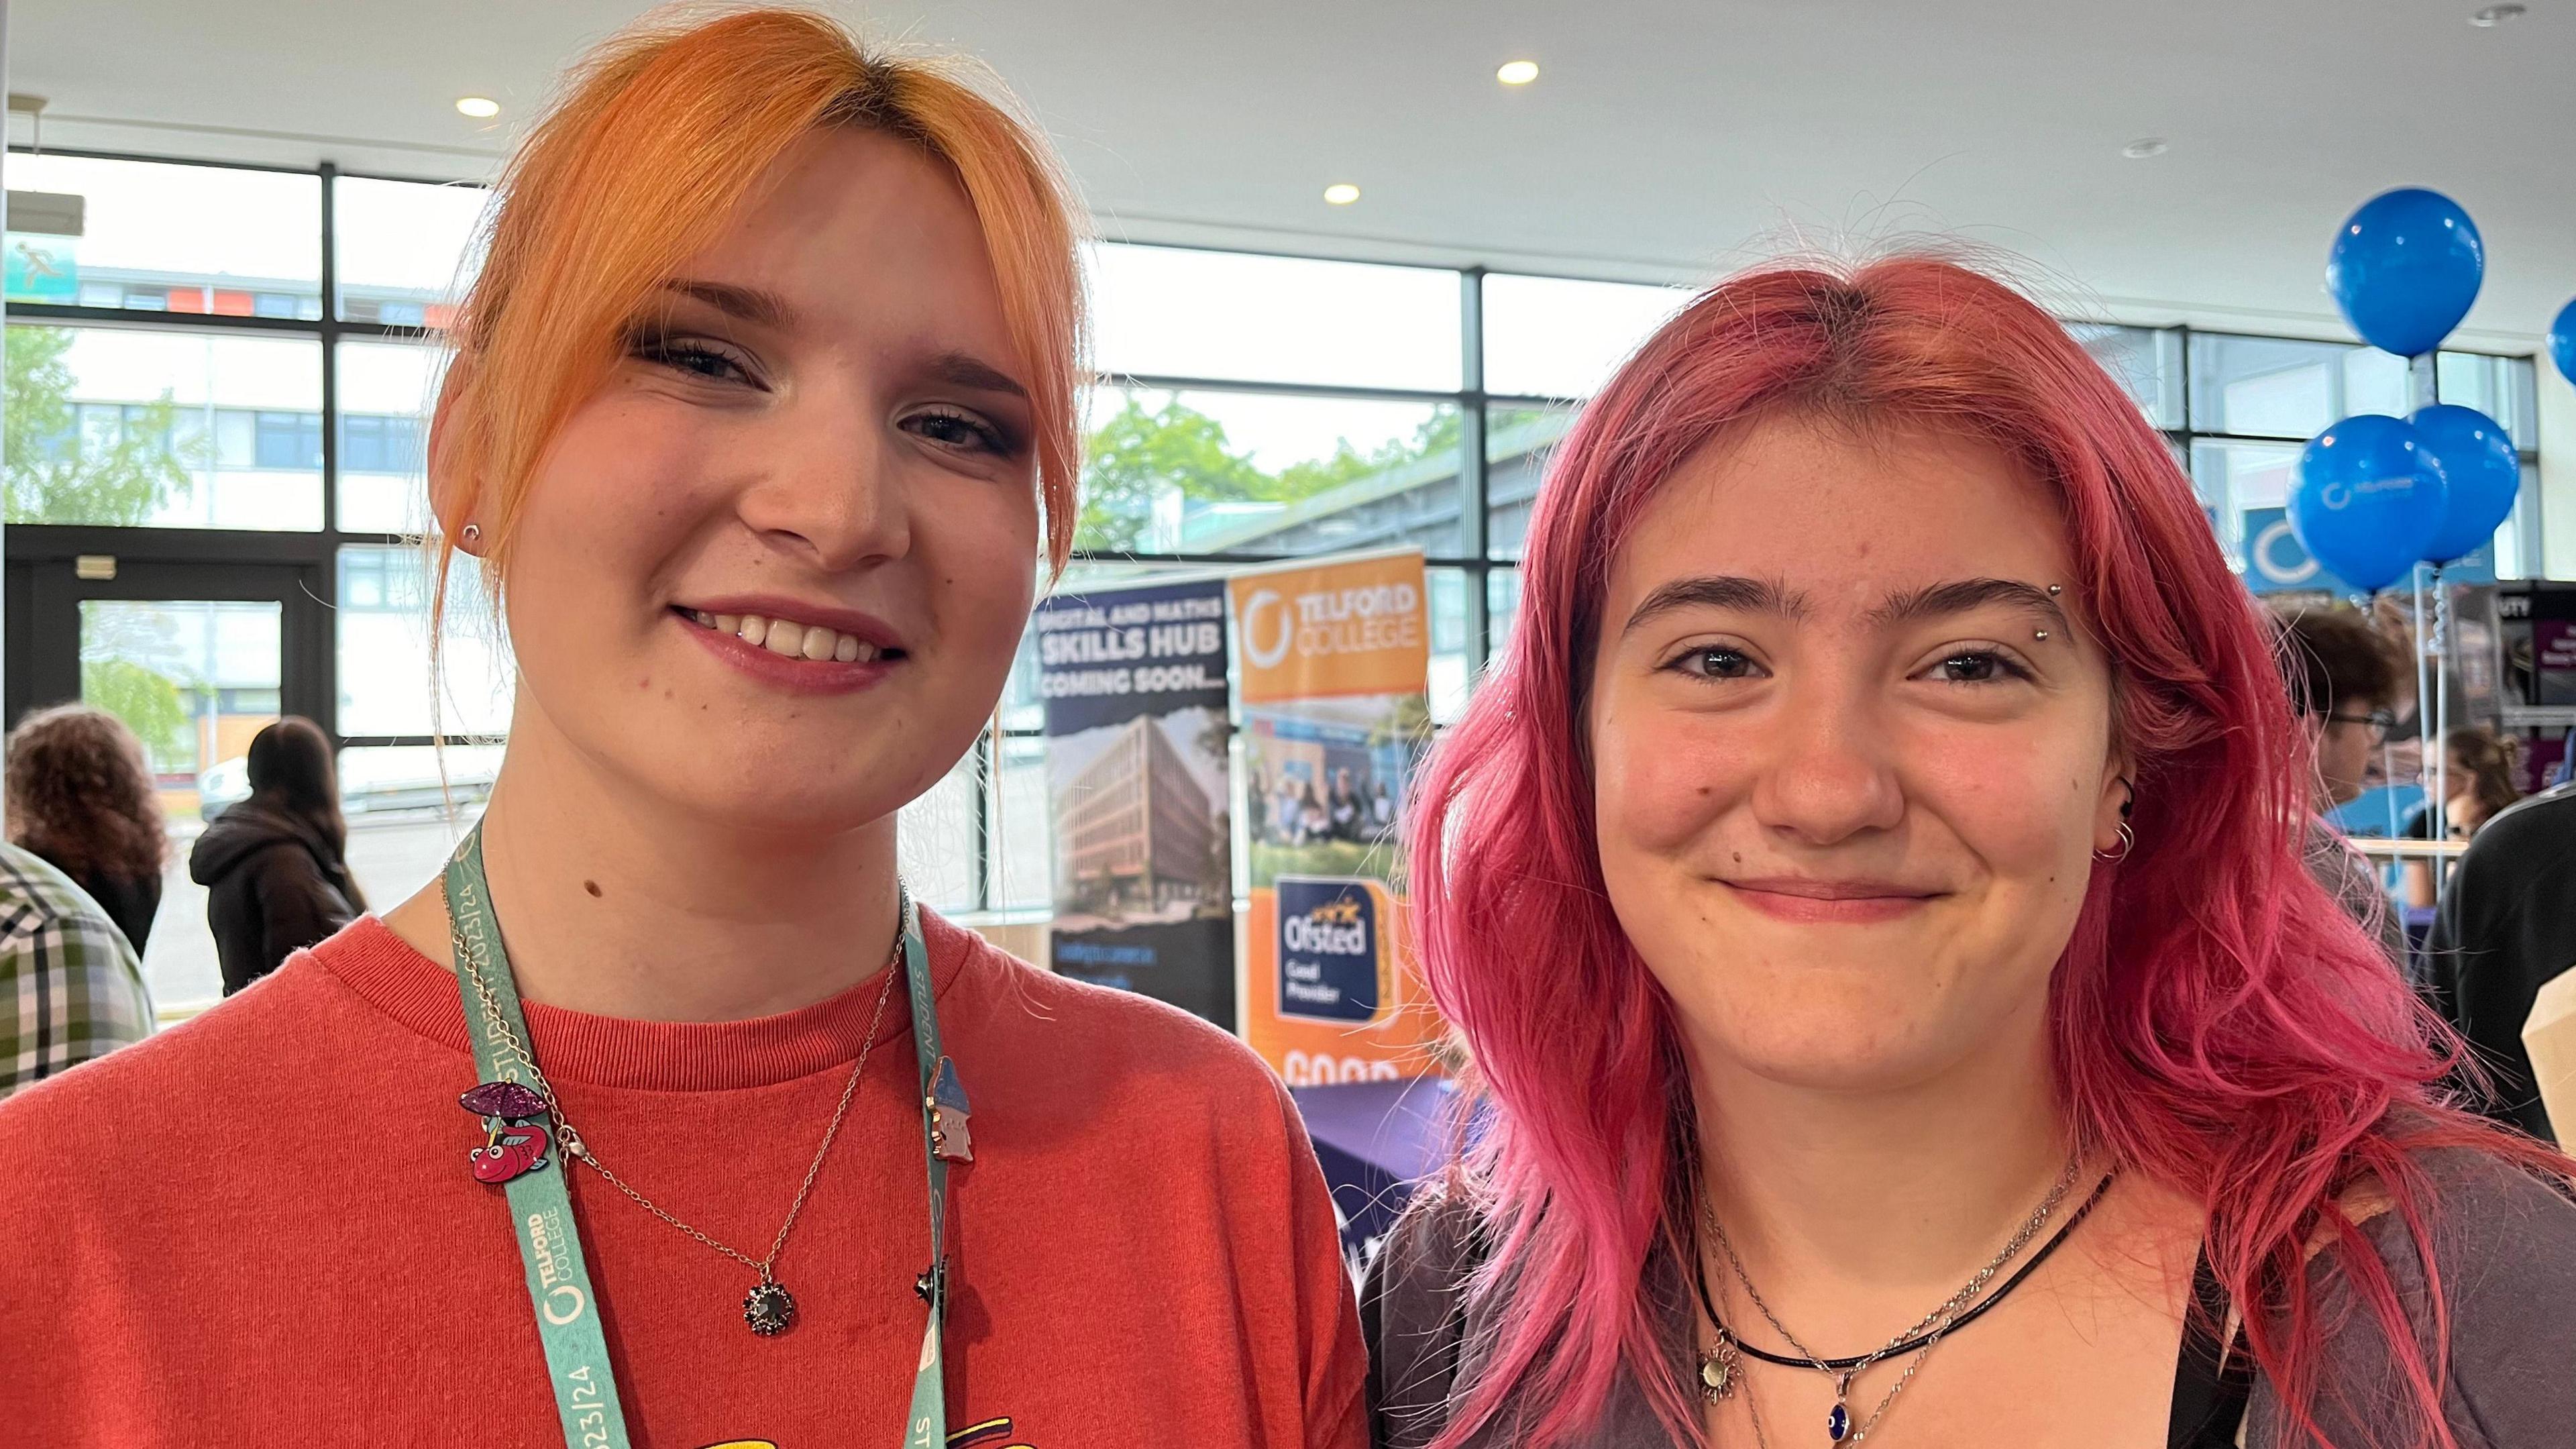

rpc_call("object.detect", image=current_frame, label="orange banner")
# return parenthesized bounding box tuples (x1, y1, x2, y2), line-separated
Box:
(1231, 551, 1444, 1084)
(1228, 551, 1433, 706)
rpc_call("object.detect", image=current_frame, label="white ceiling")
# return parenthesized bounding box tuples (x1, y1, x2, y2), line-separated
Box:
(13, 0, 2575, 347)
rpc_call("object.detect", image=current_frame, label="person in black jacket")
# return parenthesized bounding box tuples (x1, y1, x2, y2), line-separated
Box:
(5, 704, 167, 955)
(189, 718, 367, 994)
(2426, 780, 2576, 1143)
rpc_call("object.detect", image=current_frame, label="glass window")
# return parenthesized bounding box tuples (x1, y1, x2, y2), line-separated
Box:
(1485, 404, 1575, 559)
(337, 339, 445, 533)
(990, 734, 1050, 912)
(336, 743, 496, 926)
(2436, 352, 2540, 452)
(2072, 324, 2183, 430)
(334, 176, 487, 325)
(1077, 386, 1460, 557)
(1428, 566, 1472, 725)
(334, 545, 515, 737)
(2188, 333, 2409, 439)
(1088, 243, 1460, 390)
(254, 411, 321, 470)
(80, 597, 284, 1010)
(2190, 439, 2304, 568)
(4, 323, 323, 529)
(5, 155, 321, 315)
(1481, 273, 1690, 400)
(898, 746, 983, 913)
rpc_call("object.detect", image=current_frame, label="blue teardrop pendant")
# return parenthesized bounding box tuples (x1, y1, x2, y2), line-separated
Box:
(1827, 1401, 1851, 1443)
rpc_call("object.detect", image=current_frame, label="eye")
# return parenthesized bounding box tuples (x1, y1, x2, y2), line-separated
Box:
(1918, 649, 2032, 685)
(631, 333, 759, 386)
(1664, 645, 1763, 681)
(904, 406, 1012, 455)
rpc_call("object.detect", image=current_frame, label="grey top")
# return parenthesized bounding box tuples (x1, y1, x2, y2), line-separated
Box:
(1365, 1148, 2576, 1448)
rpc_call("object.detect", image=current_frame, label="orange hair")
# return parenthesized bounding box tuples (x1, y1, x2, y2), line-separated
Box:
(430, 5, 1086, 629)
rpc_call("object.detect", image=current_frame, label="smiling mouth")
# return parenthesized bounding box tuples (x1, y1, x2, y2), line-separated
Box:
(1718, 877, 1945, 924)
(672, 606, 906, 665)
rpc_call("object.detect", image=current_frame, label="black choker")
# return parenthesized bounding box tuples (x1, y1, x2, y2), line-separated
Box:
(1693, 1169, 2117, 1371)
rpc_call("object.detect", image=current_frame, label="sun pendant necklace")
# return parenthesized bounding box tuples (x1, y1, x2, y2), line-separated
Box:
(454, 917, 904, 1337)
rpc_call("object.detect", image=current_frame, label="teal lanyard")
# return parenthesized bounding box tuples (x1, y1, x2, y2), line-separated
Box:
(445, 826, 953, 1449)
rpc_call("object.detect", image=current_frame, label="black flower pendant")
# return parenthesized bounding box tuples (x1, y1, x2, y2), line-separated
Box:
(743, 1281, 796, 1336)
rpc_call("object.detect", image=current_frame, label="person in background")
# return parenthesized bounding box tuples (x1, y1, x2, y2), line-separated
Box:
(2272, 605, 2410, 965)
(188, 717, 366, 994)
(1329, 766, 1362, 842)
(2402, 725, 2524, 910)
(5, 704, 168, 955)
(0, 840, 154, 1099)
(2426, 775, 2575, 1143)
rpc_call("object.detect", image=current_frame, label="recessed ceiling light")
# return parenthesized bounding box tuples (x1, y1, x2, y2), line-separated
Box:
(1496, 60, 1540, 86)
(2470, 3, 2526, 23)
(455, 96, 501, 119)
(1322, 182, 1361, 205)
(2122, 138, 2169, 159)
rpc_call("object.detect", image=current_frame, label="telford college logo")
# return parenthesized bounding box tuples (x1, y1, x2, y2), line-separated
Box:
(1240, 588, 1294, 669)
(1276, 877, 1380, 1023)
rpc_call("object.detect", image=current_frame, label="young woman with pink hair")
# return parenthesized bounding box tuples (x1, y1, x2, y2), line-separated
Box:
(1364, 256, 2576, 1448)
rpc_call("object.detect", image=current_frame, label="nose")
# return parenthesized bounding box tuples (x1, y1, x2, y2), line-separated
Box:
(732, 393, 910, 573)
(1748, 671, 1905, 847)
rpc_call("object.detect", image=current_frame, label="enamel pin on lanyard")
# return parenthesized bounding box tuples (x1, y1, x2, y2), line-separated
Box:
(443, 826, 969, 1449)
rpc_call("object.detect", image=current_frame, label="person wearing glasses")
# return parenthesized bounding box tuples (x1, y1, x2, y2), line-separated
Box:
(0, 10, 1362, 1444)
(2272, 604, 2410, 965)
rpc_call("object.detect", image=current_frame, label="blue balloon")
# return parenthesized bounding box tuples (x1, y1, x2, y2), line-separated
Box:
(2410, 404, 2520, 564)
(2326, 189, 2483, 357)
(2551, 297, 2576, 388)
(2290, 415, 2447, 592)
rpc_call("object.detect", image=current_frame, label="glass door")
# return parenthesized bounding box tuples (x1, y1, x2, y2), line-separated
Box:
(7, 550, 329, 1011)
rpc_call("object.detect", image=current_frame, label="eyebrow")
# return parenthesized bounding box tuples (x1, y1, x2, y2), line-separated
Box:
(1621, 575, 1808, 635)
(1866, 578, 2070, 632)
(924, 350, 1031, 402)
(1620, 574, 2070, 637)
(659, 278, 799, 331)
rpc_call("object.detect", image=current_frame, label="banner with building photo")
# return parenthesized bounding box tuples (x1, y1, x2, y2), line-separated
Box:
(1231, 549, 1442, 1085)
(1036, 578, 1235, 1025)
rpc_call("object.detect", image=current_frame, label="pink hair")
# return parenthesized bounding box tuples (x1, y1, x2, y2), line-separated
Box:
(1408, 255, 2566, 1449)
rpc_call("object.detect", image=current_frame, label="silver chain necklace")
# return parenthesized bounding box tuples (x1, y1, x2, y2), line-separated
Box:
(1701, 1152, 2086, 1444)
(453, 892, 902, 1336)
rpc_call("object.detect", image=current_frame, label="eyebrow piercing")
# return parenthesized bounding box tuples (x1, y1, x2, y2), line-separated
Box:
(2034, 629, 2051, 641)
(2047, 584, 2063, 596)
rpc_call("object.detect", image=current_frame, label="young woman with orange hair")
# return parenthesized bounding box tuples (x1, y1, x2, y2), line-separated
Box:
(0, 11, 1363, 1445)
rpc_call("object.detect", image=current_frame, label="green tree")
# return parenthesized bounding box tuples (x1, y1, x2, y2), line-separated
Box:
(5, 325, 197, 525)
(1275, 412, 1462, 498)
(1078, 397, 1271, 551)
(76, 604, 200, 769)
(1077, 397, 1465, 553)
(77, 658, 191, 766)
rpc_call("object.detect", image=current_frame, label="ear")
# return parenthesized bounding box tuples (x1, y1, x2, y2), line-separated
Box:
(427, 354, 480, 551)
(2093, 748, 2136, 856)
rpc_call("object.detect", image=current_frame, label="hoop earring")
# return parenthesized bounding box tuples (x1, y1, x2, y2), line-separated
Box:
(2093, 820, 2136, 863)
(458, 523, 482, 546)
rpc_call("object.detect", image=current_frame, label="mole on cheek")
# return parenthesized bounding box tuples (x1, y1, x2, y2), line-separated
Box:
(583, 881, 603, 898)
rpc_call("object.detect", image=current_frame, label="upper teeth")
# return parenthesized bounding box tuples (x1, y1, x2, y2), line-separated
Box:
(691, 610, 879, 663)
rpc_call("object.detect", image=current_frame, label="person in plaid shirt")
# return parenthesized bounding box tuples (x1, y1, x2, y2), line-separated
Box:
(0, 839, 154, 1098)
